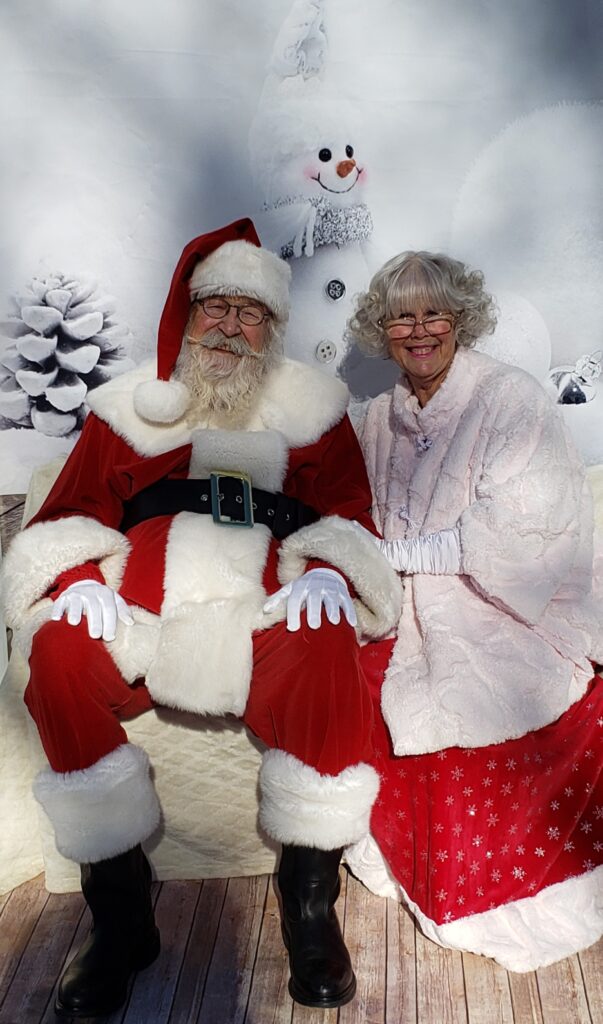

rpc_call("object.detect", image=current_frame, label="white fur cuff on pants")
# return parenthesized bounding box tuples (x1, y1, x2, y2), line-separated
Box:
(258, 749, 380, 850)
(33, 743, 161, 864)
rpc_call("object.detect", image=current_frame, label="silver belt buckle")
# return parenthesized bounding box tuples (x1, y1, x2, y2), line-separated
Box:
(210, 471, 254, 527)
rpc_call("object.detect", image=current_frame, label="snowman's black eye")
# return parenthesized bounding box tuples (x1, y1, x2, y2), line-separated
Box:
(346, 145, 354, 158)
(318, 148, 332, 162)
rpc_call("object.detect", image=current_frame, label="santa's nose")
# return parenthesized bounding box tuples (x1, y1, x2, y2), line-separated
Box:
(336, 159, 356, 178)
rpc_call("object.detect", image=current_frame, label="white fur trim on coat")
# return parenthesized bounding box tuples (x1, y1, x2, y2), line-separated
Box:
(278, 515, 403, 640)
(259, 749, 380, 850)
(346, 834, 603, 973)
(1, 515, 130, 631)
(189, 240, 291, 323)
(87, 358, 348, 453)
(143, 511, 271, 714)
(33, 743, 161, 864)
(189, 427, 288, 491)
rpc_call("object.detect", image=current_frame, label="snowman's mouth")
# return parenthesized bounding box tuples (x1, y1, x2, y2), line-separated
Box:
(312, 168, 362, 194)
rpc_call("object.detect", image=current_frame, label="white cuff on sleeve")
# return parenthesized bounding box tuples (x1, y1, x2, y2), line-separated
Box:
(378, 528, 462, 575)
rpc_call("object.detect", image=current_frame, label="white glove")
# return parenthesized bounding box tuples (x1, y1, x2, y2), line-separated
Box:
(263, 568, 357, 632)
(376, 528, 462, 575)
(51, 579, 134, 641)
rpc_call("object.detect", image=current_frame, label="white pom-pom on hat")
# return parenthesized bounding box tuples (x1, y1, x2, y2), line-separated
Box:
(133, 378, 190, 424)
(189, 240, 291, 324)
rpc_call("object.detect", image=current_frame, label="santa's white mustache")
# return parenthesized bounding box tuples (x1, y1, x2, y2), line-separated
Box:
(184, 330, 263, 359)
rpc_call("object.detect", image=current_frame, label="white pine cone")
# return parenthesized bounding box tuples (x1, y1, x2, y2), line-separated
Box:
(0, 273, 134, 436)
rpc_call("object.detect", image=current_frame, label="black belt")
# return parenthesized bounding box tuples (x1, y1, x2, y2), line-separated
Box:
(120, 473, 319, 541)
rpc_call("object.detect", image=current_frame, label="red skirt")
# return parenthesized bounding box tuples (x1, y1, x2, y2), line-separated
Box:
(360, 640, 603, 926)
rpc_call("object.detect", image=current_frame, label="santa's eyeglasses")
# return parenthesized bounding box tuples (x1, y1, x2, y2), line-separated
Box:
(195, 297, 271, 327)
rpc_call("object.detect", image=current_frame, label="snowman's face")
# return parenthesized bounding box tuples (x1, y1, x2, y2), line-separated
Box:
(275, 140, 366, 206)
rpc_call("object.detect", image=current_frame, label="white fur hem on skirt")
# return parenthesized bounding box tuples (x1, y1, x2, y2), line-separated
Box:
(345, 834, 603, 973)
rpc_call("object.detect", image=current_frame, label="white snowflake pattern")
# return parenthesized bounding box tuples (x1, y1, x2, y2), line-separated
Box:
(443, 911, 453, 922)
(545, 766, 553, 776)
(434, 823, 444, 833)
(594, 806, 603, 820)
(535, 847, 546, 858)
(482, 776, 493, 788)
(452, 824, 463, 837)
(437, 751, 448, 760)
(484, 798, 494, 809)
(512, 866, 526, 881)
(462, 786, 474, 797)
(456, 850, 465, 862)
(572, 763, 580, 773)
(445, 796, 455, 807)
(491, 869, 502, 883)
(547, 826, 561, 840)
(457, 895, 465, 906)
(436, 888, 447, 901)
(500, 844, 510, 855)
(564, 787, 574, 797)
(516, 845, 525, 856)
(564, 841, 575, 852)
(550, 801, 560, 811)
(420, 849, 429, 860)
(470, 861, 480, 875)
(485, 851, 494, 860)
(418, 774, 427, 783)
(430, 771, 440, 781)
(451, 767, 464, 781)
(508, 824, 518, 836)
(476, 886, 484, 897)
(501, 783, 514, 796)
(506, 758, 517, 770)
(464, 749, 477, 757)
(398, 767, 407, 778)
(436, 850, 449, 862)
(527, 881, 537, 893)
(584, 859, 595, 871)
(585, 749, 594, 759)
(487, 760, 497, 771)
(511, 802, 520, 812)
(467, 805, 477, 817)
(525, 824, 533, 834)
(472, 835, 484, 847)
(396, 810, 407, 820)
(598, 717, 603, 727)
(393, 788, 401, 798)
(581, 821, 593, 834)
(457, 874, 466, 886)
(593, 841, 603, 853)
(487, 814, 500, 828)
(523, 752, 531, 764)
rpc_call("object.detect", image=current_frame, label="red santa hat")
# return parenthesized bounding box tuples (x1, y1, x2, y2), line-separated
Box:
(134, 217, 290, 424)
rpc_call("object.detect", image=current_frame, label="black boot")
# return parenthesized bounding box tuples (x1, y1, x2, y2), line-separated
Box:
(278, 845, 356, 1008)
(55, 845, 160, 1018)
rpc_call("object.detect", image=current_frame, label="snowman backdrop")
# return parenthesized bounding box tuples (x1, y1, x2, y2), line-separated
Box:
(250, 0, 380, 392)
(1, 0, 603, 492)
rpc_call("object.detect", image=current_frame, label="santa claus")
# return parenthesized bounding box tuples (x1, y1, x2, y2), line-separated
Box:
(1, 218, 401, 1015)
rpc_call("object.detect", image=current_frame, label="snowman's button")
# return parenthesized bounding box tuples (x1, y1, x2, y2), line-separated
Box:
(325, 278, 346, 301)
(315, 340, 337, 364)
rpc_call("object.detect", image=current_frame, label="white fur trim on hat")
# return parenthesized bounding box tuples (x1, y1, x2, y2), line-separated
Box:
(259, 749, 380, 850)
(189, 240, 291, 323)
(133, 378, 190, 424)
(33, 743, 161, 863)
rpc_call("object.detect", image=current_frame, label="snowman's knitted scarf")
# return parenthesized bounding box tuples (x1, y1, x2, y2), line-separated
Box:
(266, 195, 373, 258)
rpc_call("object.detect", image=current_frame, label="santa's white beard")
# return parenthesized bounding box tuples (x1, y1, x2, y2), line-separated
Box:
(173, 331, 278, 423)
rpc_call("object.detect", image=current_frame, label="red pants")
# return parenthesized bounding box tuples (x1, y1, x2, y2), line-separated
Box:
(25, 616, 374, 778)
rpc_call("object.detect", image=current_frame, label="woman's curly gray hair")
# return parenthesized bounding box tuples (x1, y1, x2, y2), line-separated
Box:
(346, 251, 497, 356)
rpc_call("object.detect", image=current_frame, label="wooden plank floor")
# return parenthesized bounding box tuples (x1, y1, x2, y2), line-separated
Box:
(0, 872, 601, 1024)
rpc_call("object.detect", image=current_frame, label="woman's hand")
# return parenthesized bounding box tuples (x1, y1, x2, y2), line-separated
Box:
(376, 528, 462, 574)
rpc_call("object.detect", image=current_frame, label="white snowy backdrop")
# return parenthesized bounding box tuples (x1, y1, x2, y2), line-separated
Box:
(1, 0, 602, 490)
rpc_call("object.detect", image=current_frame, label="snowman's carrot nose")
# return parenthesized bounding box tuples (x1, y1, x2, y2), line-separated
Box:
(336, 159, 356, 178)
